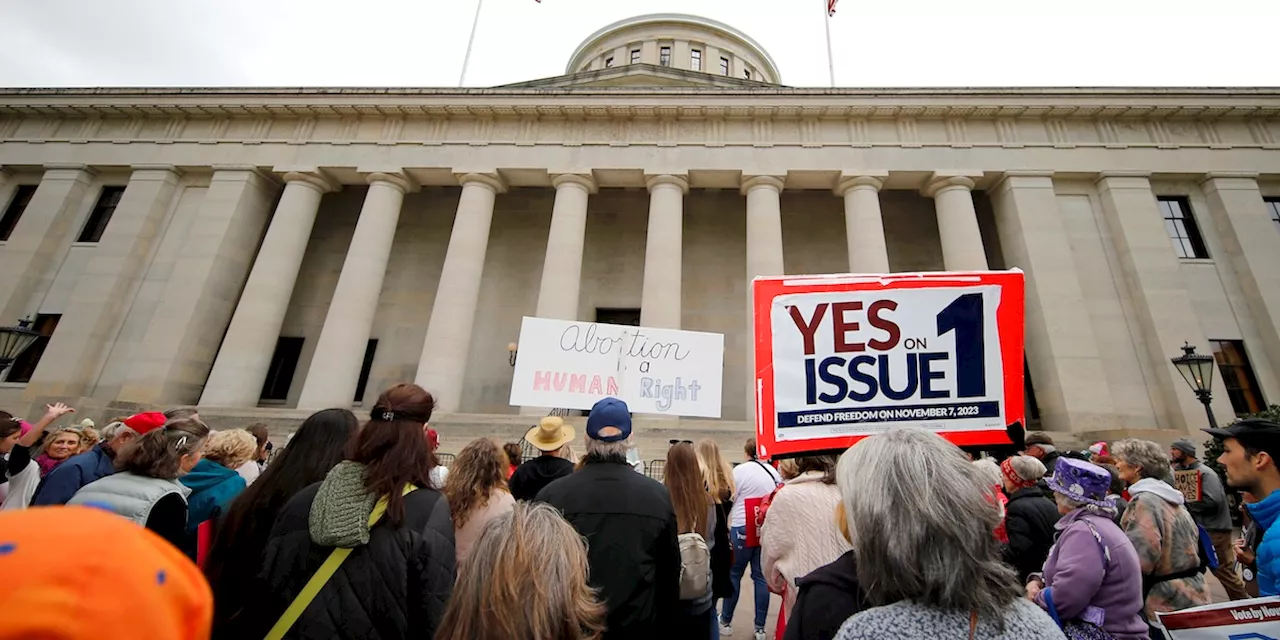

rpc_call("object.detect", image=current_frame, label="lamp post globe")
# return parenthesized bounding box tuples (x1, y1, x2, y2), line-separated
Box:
(1171, 341, 1218, 430)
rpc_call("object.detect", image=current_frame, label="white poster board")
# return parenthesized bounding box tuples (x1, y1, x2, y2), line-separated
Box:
(508, 317, 724, 418)
(1157, 596, 1280, 639)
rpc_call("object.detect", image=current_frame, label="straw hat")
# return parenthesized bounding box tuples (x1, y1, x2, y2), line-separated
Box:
(524, 416, 575, 452)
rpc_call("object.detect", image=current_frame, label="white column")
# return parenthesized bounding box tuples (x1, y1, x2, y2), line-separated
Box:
(640, 174, 688, 329)
(1095, 172, 1236, 434)
(415, 173, 506, 412)
(297, 173, 412, 410)
(534, 174, 596, 320)
(1202, 173, 1280, 397)
(835, 174, 890, 273)
(990, 172, 1114, 434)
(923, 173, 989, 270)
(201, 172, 336, 407)
(743, 175, 785, 424)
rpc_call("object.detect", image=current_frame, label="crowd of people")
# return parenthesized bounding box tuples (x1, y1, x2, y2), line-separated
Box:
(3, 386, 1280, 640)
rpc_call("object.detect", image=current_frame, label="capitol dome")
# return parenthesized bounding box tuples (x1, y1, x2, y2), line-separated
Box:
(510, 13, 781, 88)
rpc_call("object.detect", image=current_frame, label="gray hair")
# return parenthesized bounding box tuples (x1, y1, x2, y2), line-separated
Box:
(1009, 455, 1048, 483)
(971, 458, 1002, 487)
(838, 427, 1019, 619)
(1112, 439, 1173, 482)
(1053, 492, 1118, 517)
(99, 421, 136, 441)
(584, 436, 630, 463)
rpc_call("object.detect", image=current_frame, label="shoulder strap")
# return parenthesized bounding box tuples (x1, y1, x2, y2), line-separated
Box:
(1080, 516, 1111, 568)
(752, 459, 780, 483)
(264, 484, 417, 640)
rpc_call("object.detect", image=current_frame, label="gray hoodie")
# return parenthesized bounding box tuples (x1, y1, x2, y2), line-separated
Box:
(1172, 461, 1233, 532)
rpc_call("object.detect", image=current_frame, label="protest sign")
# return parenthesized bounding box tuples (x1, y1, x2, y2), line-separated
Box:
(753, 271, 1025, 458)
(1157, 596, 1280, 639)
(1174, 469, 1204, 503)
(508, 317, 724, 418)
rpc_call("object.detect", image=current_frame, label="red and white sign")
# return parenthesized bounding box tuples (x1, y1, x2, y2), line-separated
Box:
(752, 271, 1026, 459)
(1158, 596, 1280, 639)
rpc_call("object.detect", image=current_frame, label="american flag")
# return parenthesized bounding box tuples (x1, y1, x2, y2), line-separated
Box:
(828, 0, 837, 16)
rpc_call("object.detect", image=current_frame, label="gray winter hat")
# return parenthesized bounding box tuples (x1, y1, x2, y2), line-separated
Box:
(1171, 438, 1197, 457)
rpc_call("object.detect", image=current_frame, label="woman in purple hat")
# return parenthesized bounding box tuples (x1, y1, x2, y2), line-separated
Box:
(1026, 457, 1149, 640)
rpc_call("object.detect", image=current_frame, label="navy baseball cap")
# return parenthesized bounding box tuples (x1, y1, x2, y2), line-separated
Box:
(587, 397, 632, 442)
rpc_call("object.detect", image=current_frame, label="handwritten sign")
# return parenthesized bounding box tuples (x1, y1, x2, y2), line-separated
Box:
(508, 317, 724, 418)
(1158, 596, 1280, 639)
(753, 271, 1026, 458)
(1174, 469, 1203, 503)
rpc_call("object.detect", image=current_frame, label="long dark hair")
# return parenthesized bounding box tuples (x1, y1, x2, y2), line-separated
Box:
(205, 408, 358, 629)
(117, 418, 209, 479)
(349, 383, 436, 525)
(795, 454, 839, 484)
(664, 443, 710, 538)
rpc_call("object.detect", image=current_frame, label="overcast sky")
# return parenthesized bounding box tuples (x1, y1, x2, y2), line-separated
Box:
(1, 0, 1276, 89)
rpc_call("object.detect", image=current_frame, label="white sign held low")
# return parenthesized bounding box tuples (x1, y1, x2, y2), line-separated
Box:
(508, 317, 724, 418)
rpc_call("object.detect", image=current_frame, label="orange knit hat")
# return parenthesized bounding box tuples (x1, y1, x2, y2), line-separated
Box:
(0, 506, 212, 640)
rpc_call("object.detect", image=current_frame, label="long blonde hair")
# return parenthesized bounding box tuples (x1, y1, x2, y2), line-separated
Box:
(695, 439, 735, 503)
(436, 502, 605, 640)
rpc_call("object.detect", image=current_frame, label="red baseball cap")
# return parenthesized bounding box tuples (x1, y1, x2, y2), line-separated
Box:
(123, 412, 167, 435)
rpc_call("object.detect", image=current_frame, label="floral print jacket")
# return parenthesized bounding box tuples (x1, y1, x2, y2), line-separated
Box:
(1119, 478, 1212, 617)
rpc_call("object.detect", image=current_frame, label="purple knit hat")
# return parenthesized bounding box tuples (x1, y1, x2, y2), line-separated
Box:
(1044, 457, 1112, 508)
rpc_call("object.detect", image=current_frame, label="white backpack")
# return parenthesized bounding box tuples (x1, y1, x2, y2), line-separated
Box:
(677, 531, 711, 600)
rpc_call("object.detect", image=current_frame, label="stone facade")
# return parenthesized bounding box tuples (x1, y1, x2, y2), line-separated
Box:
(0, 14, 1278, 454)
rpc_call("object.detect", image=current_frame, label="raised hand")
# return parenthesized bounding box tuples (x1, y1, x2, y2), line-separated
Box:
(43, 402, 75, 420)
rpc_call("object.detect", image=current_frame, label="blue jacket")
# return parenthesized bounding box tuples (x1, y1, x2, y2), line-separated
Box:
(1246, 489, 1280, 597)
(181, 459, 246, 535)
(30, 444, 116, 506)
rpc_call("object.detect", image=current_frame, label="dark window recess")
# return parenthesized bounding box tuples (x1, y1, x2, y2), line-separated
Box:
(596, 308, 641, 327)
(0, 185, 37, 241)
(1265, 197, 1280, 231)
(690, 49, 702, 71)
(744, 69, 752, 80)
(659, 46, 671, 66)
(1212, 339, 1266, 415)
(77, 186, 126, 243)
(1023, 358, 1041, 423)
(630, 49, 640, 64)
(354, 339, 378, 403)
(720, 57, 730, 75)
(1157, 196, 1209, 259)
(604, 57, 613, 68)
(6, 314, 60, 384)
(259, 337, 304, 401)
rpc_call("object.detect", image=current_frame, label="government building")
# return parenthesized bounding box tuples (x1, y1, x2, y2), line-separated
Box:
(0, 14, 1277, 454)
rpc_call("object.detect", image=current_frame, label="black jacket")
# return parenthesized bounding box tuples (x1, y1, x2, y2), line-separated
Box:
(509, 455, 575, 502)
(784, 550, 866, 640)
(711, 497, 733, 598)
(245, 484, 455, 640)
(537, 461, 680, 640)
(1002, 486, 1061, 583)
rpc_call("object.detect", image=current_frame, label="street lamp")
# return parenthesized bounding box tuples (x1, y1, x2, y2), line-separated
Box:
(507, 342, 518, 367)
(1171, 342, 1218, 429)
(0, 317, 40, 381)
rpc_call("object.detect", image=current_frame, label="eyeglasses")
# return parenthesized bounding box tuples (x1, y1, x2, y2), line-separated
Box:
(669, 439, 692, 445)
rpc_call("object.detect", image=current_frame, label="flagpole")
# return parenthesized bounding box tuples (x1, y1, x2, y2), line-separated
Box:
(823, 0, 836, 87)
(459, 0, 485, 87)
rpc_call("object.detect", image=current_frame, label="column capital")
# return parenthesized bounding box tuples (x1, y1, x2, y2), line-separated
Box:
(1094, 171, 1152, 190)
(740, 175, 784, 195)
(645, 174, 689, 194)
(282, 170, 338, 193)
(128, 164, 184, 180)
(835, 174, 886, 197)
(457, 172, 507, 194)
(552, 173, 598, 194)
(1200, 172, 1261, 192)
(921, 173, 976, 198)
(365, 171, 418, 194)
(991, 171, 1056, 195)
